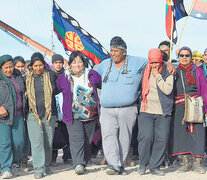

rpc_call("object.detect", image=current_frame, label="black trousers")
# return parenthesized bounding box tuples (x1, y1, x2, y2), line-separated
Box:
(138, 112, 171, 170)
(52, 145, 71, 162)
(66, 119, 96, 168)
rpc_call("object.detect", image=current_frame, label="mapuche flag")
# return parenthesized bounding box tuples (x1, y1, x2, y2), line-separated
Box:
(190, 0, 207, 19)
(165, 0, 188, 44)
(53, 1, 110, 64)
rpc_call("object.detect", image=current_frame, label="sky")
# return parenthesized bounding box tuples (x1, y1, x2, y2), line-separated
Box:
(0, 0, 207, 62)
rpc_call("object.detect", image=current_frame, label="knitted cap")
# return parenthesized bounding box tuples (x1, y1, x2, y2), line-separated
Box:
(110, 36, 127, 50)
(178, 46, 192, 57)
(52, 54, 64, 64)
(192, 51, 204, 60)
(0, 54, 13, 68)
(148, 49, 163, 64)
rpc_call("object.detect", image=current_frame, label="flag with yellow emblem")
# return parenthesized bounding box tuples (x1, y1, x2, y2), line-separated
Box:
(53, 0, 110, 64)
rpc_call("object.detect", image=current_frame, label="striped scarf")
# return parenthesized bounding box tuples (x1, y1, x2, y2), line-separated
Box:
(26, 70, 52, 130)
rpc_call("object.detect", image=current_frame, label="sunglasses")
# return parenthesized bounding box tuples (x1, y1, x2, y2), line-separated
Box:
(179, 54, 190, 58)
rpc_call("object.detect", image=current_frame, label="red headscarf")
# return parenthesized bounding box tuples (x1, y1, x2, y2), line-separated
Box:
(141, 49, 163, 111)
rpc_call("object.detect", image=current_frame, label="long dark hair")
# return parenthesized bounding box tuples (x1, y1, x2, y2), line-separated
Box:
(13, 56, 26, 66)
(68, 51, 88, 68)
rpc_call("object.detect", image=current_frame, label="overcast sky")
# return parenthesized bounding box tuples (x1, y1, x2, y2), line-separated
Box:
(0, 0, 206, 62)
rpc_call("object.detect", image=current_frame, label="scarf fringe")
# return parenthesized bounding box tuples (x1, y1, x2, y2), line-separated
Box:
(26, 70, 52, 132)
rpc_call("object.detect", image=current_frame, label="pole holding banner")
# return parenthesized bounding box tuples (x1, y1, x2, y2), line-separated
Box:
(169, 0, 174, 63)
(51, 0, 54, 56)
(176, 0, 196, 51)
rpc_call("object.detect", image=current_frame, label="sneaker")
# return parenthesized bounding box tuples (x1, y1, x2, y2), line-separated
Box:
(75, 165, 86, 175)
(45, 167, 53, 175)
(12, 164, 21, 177)
(2, 171, 12, 179)
(137, 164, 146, 175)
(106, 165, 120, 175)
(150, 168, 165, 176)
(34, 172, 44, 179)
(120, 167, 128, 175)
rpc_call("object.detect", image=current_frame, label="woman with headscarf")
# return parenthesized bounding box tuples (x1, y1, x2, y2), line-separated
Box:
(0, 55, 26, 179)
(169, 46, 207, 174)
(137, 49, 174, 176)
(56, 51, 100, 175)
(25, 52, 57, 179)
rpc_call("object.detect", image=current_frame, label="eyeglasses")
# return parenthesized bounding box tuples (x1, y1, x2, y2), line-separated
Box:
(179, 54, 190, 58)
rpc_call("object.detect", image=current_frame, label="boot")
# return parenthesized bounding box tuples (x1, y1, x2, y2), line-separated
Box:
(20, 158, 29, 172)
(194, 158, 205, 174)
(177, 155, 192, 173)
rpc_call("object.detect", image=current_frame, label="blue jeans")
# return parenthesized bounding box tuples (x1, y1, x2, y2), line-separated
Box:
(0, 116, 25, 173)
(27, 113, 56, 173)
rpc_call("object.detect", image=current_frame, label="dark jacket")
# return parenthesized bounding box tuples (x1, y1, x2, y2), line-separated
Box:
(0, 69, 26, 125)
(27, 70, 58, 117)
(157, 64, 174, 116)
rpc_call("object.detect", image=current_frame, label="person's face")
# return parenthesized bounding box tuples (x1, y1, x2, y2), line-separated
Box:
(204, 52, 207, 63)
(15, 61, 25, 75)
(1, 61, 14, 77)
(53, 60, 63, 72)
(179, 50, 192, 67)
(110, 48, 126, 64)
(150, 62, 161, 69)
(160, 47, 170, 58)
(70, 56, 84, 75)
(192, 58, 203, 67)
(32, 60, 44, 75)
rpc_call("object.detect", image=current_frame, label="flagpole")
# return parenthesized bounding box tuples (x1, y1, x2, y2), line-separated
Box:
(51, 0, 54, 56)
(169, 2, 174, 63)
(176, 0, 196, 50)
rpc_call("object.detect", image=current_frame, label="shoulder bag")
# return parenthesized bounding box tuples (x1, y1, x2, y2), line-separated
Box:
(180, 70, 204, 125)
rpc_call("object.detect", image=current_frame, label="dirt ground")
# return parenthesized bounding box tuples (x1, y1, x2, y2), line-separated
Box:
(5, 152, 207, 180)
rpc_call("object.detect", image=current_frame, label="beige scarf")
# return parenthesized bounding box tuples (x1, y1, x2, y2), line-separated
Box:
(26, 70, 52, 129)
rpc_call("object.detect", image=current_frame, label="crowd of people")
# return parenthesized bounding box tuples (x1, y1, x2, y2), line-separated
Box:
(0, 36, 207, 179)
